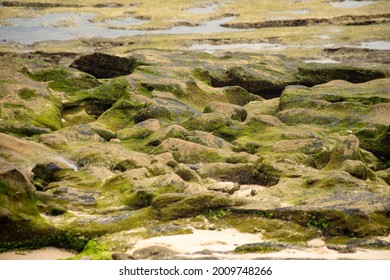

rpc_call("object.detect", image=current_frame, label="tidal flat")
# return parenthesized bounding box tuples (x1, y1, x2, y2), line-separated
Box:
(0, 0, 390, 260)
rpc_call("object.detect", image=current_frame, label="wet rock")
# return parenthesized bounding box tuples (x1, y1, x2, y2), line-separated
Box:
(134, 105, 172, 123)
(117, 119, 161, 140)
(276, 108, 341, 125)
(153, 138, 223, 163)
(184, 112, 233, 132)
(221, 86, 263, 106)
(151, 193, 234, 221)
(0, 162, 37, 222)
(70, 53, 138, 78)
(32, 158, 76, 189)
(376, 168, 390, 185)
(112, 253, 135, 260)
(245, 115, 284, 127)
(153, 91, 201, 121)
(197, 162, 280, 186)
(296, 64, 387, 86)
(132, 246, 179, 260)
(273, 139, 325, 154)
(325, 135, 362, 169)
(175, 163, 203, 183)
(234, 242, 288, 253)
(207, 181, 240, 195)
(42, 187, 100, 205)
(203, 102, 247, 121)
(339, 160, 371, 180)
(243, 99, 279, 116)
(326, 244, 356, 254)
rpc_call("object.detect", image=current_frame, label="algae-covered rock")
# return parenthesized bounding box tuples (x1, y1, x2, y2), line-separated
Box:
(151, 193, 233, 221)
(203, 102, 247, 122)
(70, 53, 138, 78)
(197, 162, 280, 186)
(296, 63, 387, 86)
(153, 138, 224, 163)
(0, 162, 38, 222)
(117, 119, 161, 140)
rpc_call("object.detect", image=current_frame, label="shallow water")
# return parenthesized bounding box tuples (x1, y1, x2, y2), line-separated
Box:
(356, 41, 390, 50)
(0, 13, 243, 44)
(330, 0, 375, 9)
(304, 58, 340, 64)
(189, 43, 285, 53)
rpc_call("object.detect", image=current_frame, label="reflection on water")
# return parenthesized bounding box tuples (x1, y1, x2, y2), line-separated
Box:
(330, 0, 374, 9)
(0, 12, 243, 44)
(356, 41, 390, 50)
(304, 58, 340, 64)
(189, 43, 285, 53)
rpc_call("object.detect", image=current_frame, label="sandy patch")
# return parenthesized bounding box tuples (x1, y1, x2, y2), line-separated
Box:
(127, 230, 390, 260)
(0, 247, 76, 260)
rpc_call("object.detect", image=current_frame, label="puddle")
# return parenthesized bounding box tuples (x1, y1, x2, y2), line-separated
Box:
(330, 0, 375, 9)
(189, 43, 285, 53)
(355, 41, 390, 50)
(0, 13, 243, 44)
(187, 3, 218, 14)
(304, 58, 340, 64)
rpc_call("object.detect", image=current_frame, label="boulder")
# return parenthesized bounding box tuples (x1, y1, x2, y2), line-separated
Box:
(203, 102, 247, 121)
(70, 53, 138, 78)
(151, 193, 233, 221)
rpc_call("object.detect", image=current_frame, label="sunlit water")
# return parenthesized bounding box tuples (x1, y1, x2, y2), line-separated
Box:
(0, 12, 244, 44)
(330, 0, 375, 9)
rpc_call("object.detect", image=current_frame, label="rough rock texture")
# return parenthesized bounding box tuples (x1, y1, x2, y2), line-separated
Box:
(0, 49, 389, 259)
(70, 53, 138, 78)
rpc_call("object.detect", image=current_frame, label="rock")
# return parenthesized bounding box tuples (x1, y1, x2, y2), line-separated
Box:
(112, 253, 135, 260)
(184, 112, 233, 132)
(174, 163, 203, 183)
(62, 108, 95, 127)
(207, 181, 240, 195)
(243, 99, 279, 116)
(151, 193, 234, 221)
(203, 102, 247, 121)
(325, 135, 362, 169)
(234, 242, 288, 253)
(197, 162, 280, 186)
(153, 138, 223, 163)
(273, 139, 325, 154)
(117, 119, 161, 140)
(32, 158, 76, 189)
(221, 86, 263, 106)
(134, 105, 172, 123)
(340, 160, 371, 180)
(245, 115, 284, 127)
(41, 187, 100, 205)
(132, 246, 179, 260)
(376, 168, 390, 185)
(70, 53, 138, 78)
(153, 91, 201, 121)
(0, 162, 37, 221)
(276, 108, 341, 125)
(295, 64, 386, 86)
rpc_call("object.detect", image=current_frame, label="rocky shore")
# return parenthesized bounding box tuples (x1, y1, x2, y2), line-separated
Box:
(0, 0, 389, 260)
